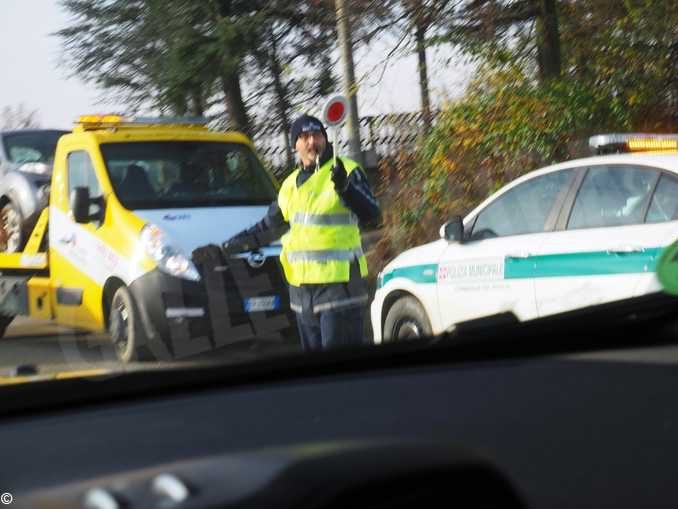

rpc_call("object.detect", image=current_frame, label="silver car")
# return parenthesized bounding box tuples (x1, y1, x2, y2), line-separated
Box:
(0, 129, 68, 251)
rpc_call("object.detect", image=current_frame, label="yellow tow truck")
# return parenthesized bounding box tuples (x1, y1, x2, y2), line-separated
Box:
(0, 115, 294, 362)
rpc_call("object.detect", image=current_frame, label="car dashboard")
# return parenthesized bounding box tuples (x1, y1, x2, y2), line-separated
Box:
(3, 293, 678, 509)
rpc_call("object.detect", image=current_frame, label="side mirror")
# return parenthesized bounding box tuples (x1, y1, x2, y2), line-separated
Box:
(70, 187, 91, 224)
(439, 215, 464, 242)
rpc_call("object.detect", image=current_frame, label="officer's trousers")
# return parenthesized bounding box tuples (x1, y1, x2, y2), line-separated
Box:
(295, 305, 366, 352)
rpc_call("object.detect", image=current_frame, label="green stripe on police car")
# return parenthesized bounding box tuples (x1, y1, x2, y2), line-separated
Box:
(378, 247, 662, 287)
(504, 247, 661, 279)
(379, 264, 438, 288)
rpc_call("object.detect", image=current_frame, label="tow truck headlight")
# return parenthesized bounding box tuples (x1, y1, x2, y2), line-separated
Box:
(140, 224, 200, 282)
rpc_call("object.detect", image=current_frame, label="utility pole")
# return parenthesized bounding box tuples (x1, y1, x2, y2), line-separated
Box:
(335, 0, 364, 166)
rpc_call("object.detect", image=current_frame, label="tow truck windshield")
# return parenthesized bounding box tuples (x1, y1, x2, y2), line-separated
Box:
(101, 141, 278, 210)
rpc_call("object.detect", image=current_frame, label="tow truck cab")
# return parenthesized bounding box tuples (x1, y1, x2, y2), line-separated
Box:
(0, 115, 294, 362)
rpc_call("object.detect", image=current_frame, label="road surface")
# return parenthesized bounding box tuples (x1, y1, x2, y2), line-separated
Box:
(0, 317, 299, 377)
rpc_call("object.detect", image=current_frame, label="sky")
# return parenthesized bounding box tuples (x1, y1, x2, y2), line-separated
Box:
(0, 0, 473, 130)
(0, 0, 108, 128)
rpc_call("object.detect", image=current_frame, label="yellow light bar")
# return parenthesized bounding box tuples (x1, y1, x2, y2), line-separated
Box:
(77, 114, 126, 125)
(590, 133, 678, 154)
(74, 114, 207, 131)
(628, 138, 678, 152)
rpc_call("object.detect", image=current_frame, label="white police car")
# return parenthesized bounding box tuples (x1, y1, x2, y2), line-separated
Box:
(371, 134, 678, 342)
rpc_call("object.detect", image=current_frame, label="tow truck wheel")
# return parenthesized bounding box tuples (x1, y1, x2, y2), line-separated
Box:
(383, 296, 432, 342)
(109, 286, 152, 362)
(0, 202, 23, 253)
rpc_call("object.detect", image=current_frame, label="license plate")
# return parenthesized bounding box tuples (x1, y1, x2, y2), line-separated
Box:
(243, 296, 280, 312)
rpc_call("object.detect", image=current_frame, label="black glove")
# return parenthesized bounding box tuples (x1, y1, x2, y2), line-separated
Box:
(193, 232, 259, 265)
(222, 232, 259, 255)
(192, 244, 225, 266)
(331, 158, 348, 193)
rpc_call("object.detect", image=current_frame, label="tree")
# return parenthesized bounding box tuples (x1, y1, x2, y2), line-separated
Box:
(57, 0, 276, 134)
(402, 0, 450, 129)
(349, 0, 449, 130)
(0, 104, 40, 129)
(57, 0, 340, 140)
(58, 1, 167, 114)
(245, 1, 338, 166)
(443, 0, 562, 82)
(559, 0, 678, 127)
(536, 0, 560, 80)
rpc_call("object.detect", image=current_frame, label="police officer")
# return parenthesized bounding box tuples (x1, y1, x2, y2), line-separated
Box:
(192, 114, 380, 351)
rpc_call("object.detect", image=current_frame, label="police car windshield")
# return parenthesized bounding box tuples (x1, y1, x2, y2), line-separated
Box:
(100, 141, 277, 210)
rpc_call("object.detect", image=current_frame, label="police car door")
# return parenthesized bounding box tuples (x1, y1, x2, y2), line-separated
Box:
(50, 148, 106, 330)
(437, 169, 575, 328)
(532, 164, 669, 317)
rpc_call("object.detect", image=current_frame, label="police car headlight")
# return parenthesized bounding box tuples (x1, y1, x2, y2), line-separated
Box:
(140, 224, 200, 281)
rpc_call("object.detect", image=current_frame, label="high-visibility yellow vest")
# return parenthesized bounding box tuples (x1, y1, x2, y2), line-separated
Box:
(278, 157, 368, 286)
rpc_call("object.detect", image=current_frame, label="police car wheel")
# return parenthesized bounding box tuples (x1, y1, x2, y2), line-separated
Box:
(109, 286, 153, 363)
(383, 296, 432, 342)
